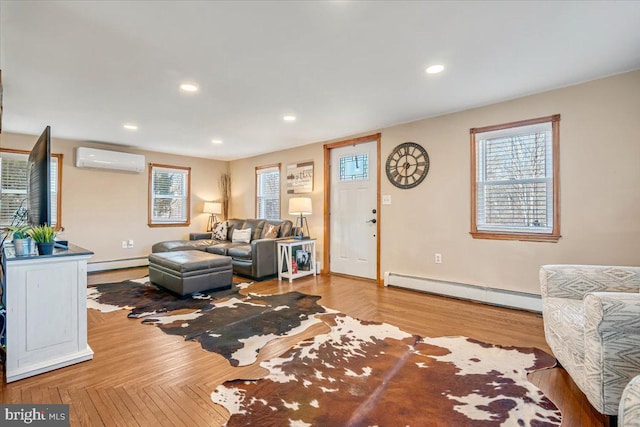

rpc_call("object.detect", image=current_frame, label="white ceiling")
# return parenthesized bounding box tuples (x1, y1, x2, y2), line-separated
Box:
(1, 1, 639, 161)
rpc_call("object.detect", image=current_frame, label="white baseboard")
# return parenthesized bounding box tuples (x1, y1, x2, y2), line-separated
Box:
(383, 272, 542, 312)
(88, 257, 149, 273)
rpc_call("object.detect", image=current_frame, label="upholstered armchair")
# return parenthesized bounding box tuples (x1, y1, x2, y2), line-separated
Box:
(619, 375, 640, 426)
(540, 265, 640, 416)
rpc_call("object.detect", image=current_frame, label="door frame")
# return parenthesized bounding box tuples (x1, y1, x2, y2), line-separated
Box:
(323, 133, 381, 283)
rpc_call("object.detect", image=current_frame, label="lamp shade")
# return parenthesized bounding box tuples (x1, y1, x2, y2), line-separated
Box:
(203, 201, 222, 214)
(288, 197, 312, 215)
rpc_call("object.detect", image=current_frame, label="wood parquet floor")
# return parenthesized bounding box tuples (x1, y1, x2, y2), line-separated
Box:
(0, 268, 607, 426)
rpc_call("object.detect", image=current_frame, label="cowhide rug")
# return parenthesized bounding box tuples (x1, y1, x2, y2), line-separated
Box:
(88, 278, 561, 425)
(212, 314, 561, 426)
(87, 277, 328, 366)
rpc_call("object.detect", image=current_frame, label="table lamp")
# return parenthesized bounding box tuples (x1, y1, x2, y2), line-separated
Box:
(288, 197, 311, 240)
(203, 201, 222, 232)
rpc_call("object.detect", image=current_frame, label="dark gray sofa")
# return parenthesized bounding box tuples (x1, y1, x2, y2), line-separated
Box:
(151, 218, 294, 281)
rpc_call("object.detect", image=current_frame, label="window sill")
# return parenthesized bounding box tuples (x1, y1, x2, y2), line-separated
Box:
(148, 222, 191, 228)
(470, 231, 561, 243)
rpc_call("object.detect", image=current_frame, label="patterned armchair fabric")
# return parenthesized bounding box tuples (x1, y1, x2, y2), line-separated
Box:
(620, 375, 640, 427)
(540, 265, 640, 415)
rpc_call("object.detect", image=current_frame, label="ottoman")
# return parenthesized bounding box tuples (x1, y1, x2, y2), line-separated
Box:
(148, 250, 233, 296)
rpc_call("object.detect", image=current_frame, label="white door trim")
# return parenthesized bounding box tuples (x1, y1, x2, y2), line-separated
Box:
(323, 133, 381, 282)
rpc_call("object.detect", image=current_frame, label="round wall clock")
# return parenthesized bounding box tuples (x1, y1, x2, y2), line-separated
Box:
(385, 142, 430, 189)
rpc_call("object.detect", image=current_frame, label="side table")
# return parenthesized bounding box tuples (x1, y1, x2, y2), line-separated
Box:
(277, 239, 317, 283)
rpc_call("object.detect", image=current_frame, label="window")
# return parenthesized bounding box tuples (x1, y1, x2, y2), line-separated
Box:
(339, 154, 369, 181)
(470, 115, 560, 242)
(0, 149, 62, 228)
(148, 163, 191, 226)
(256, 164, 280, 220)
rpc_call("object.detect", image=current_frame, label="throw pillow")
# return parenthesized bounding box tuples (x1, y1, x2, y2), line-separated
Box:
(232, 228, 252, 243)
(262, 223, 281, 239)
(212, 221, 228, 241)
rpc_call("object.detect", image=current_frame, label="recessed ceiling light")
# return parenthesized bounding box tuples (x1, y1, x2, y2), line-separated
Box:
(426, 64, 445, 74)
(123, 123, 138, 130)
(283, 115, 296, 122)
(180, 82, 199, 92)
(211, 139, 223, 144)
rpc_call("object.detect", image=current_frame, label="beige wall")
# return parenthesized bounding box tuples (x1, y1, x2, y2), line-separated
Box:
(0, 132, 228, 263)
(230, 70, 640, 294)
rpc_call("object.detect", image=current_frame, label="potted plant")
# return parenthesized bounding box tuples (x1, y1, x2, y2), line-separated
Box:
(28, 224, 56, 255)
(6, 224, 32, 256)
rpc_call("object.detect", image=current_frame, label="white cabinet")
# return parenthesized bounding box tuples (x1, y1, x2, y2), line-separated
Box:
(2, 244, 94, 382)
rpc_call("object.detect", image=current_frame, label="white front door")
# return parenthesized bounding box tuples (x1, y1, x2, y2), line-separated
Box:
(330, 140, 377, 279)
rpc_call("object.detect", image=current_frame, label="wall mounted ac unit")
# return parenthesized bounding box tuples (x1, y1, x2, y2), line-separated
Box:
(75, 147, 145, 173)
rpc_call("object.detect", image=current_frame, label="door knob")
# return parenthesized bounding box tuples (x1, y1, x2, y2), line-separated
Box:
(366, 218, 377, 224)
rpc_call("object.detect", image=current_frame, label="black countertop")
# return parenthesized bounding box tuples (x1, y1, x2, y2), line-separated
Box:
(2, 242, 93, 261)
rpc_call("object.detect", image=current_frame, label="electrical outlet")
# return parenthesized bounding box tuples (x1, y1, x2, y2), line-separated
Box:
(121, 241, 127, 249)
(128, 239, 134, 248)
(435, 253, 442, 264)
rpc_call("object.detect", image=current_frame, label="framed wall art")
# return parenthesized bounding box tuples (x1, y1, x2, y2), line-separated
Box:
(286, 161, 313, 194)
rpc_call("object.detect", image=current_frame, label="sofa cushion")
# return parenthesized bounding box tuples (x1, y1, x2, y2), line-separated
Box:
(261, 223, 280, 239)
(152, 239, 213, 253)
(206, 241, 244, 256)
(207, 245, 227, 256)
(277, 220, 293, 237)
(212, 221, 228, 240)
(227, 245, 252, 261)
(243, 219, 266, 241)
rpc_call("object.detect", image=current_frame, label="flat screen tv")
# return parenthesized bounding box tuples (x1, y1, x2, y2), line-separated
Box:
(27, 126, 51, 227)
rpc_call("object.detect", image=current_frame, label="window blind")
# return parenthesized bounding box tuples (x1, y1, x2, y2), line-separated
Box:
(476, 122, 553, 233)
(50, 158, 59, 226)
(256, 166, 280, 220)
(0, 151, 59, 227)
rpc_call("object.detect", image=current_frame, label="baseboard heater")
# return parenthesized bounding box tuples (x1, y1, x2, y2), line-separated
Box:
(384, 272, 542, 313)
(88, 257, 149, 273)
